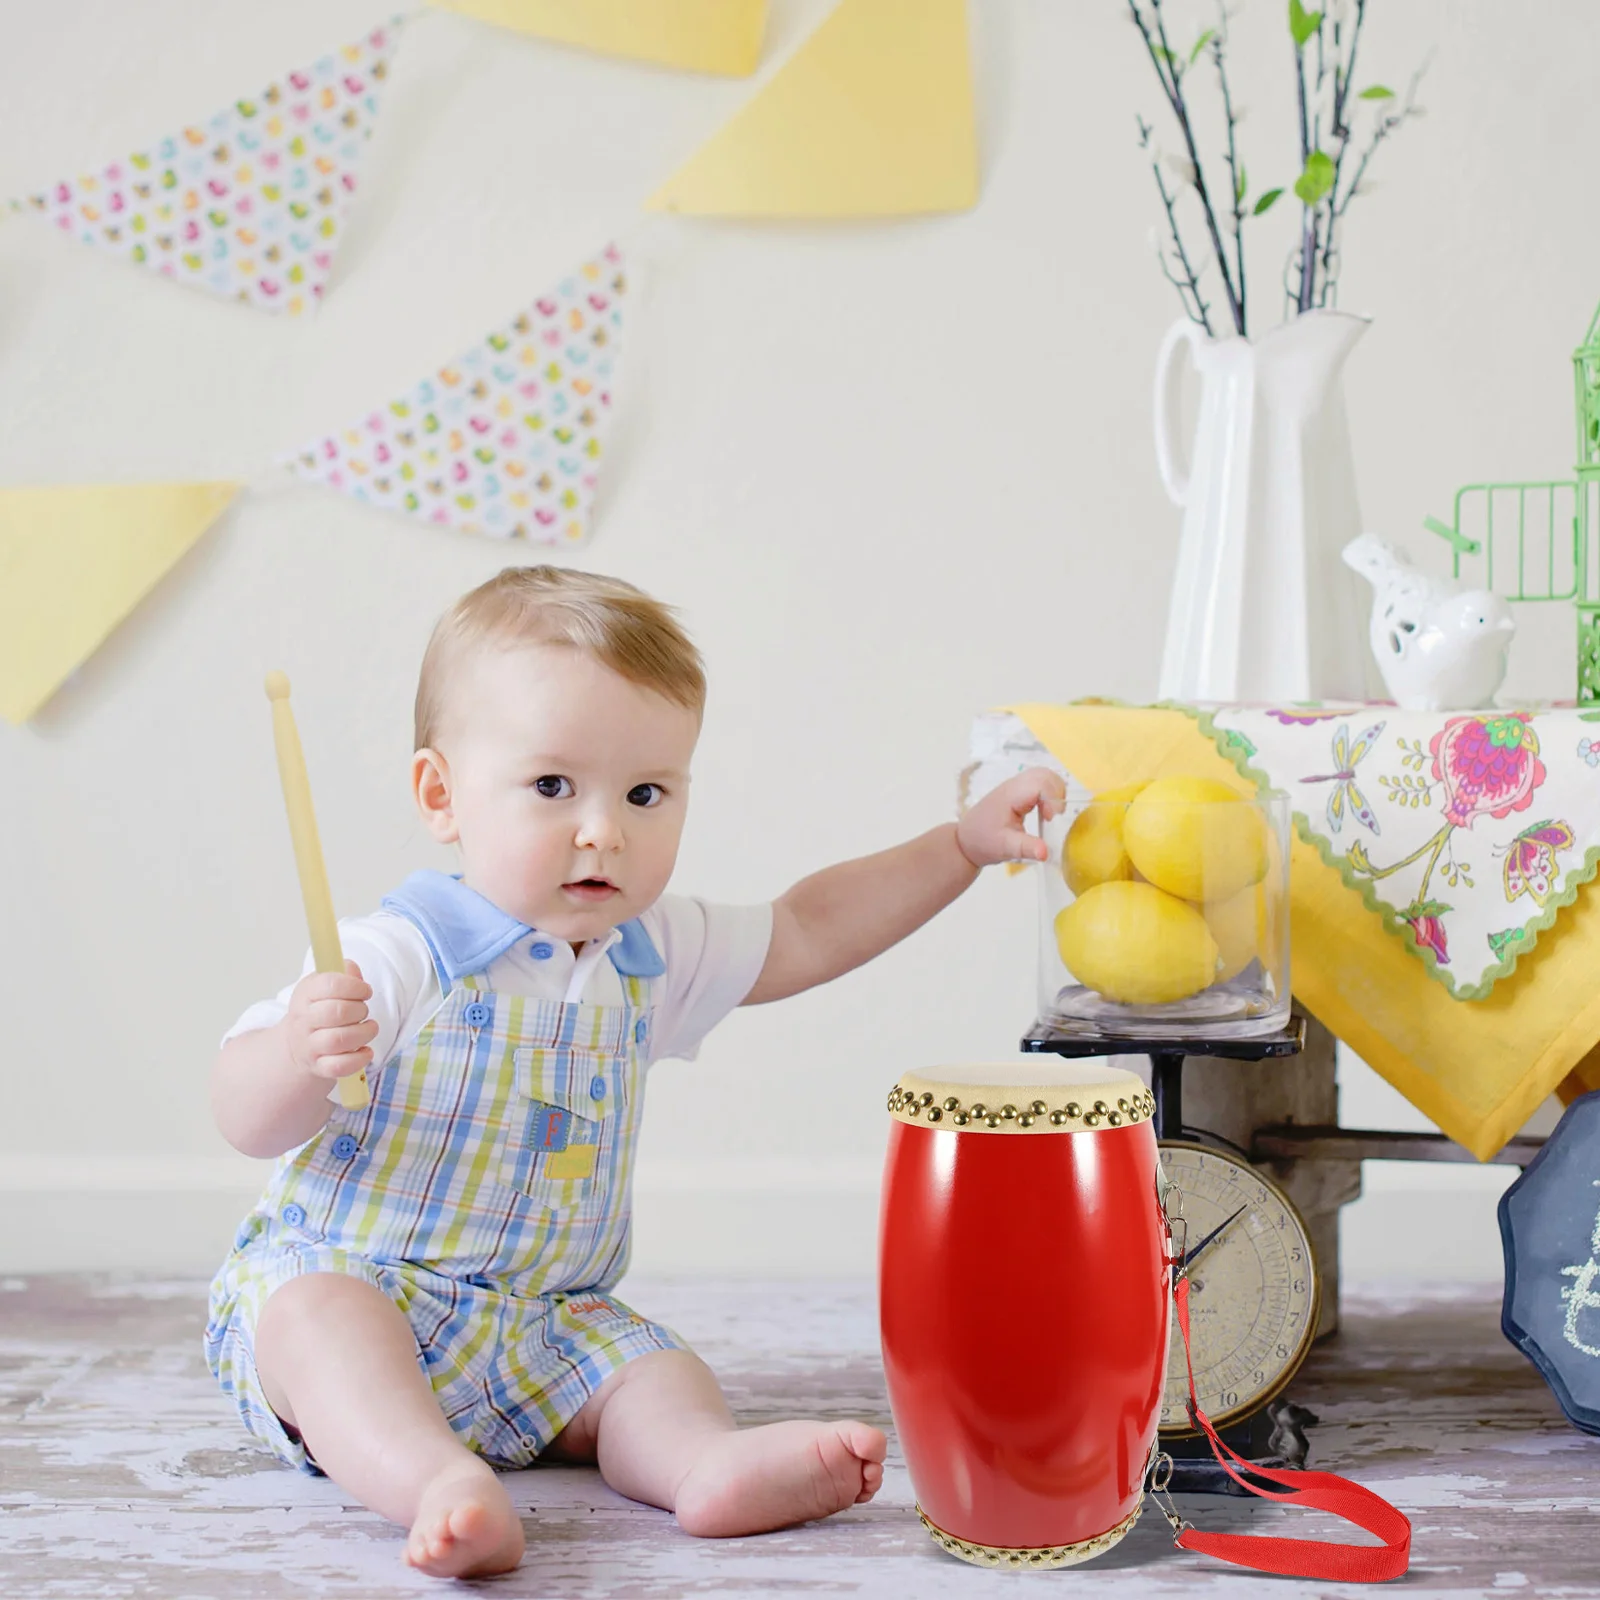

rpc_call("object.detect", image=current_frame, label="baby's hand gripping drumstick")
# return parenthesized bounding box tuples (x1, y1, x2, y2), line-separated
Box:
(264, 672, 370, 1110)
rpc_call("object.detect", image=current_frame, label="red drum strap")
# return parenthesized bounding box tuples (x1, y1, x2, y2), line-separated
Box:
(1171, 1276, 1412, 1582)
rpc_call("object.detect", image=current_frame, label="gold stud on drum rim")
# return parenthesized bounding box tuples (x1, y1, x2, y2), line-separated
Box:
(886, 1066, 1154, 1135)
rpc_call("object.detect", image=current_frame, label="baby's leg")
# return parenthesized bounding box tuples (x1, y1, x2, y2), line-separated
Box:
(254, 1272, 524, 1578)
(546, 1348, 886, 1538)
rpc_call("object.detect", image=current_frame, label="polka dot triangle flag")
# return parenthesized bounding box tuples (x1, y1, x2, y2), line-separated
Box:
(14, 20, 403, 315)
(283, 243, 627, 543)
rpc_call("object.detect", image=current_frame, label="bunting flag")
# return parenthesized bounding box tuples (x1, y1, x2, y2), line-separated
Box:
(14, 21, 403, 315)
(0, 482, 241, 723)
(647, 0, 978, 217)
(432, 0, 766, 76)
(284, 244, 627, 544)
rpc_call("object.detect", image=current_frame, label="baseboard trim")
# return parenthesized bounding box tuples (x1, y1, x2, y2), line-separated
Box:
(0, 1157, 885, 1275)
(0, 1157, 1511, 1280)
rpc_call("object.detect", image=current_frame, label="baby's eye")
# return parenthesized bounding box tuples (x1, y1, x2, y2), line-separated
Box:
(627, 783, 664, 809)
(533, 775, 574, 799)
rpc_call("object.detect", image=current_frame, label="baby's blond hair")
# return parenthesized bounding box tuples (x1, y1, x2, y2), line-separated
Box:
(414, 565, 706, 750)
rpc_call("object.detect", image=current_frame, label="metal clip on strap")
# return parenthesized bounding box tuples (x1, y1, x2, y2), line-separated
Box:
(1145, 1448, 1191, 1541)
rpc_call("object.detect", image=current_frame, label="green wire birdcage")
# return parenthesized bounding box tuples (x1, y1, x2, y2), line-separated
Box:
(1424, 300, 1600, 703)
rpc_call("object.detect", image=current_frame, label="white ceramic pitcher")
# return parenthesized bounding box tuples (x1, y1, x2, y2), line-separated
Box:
(1153, 309, 1374, 703)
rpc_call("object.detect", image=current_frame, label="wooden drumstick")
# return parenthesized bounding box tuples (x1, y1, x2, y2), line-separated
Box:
(264, 672, 370, 1110)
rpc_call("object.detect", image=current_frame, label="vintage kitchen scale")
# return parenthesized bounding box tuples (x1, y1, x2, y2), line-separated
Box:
(1024, 1018, 1320, 1493)
(1023, 784, 1326, 1491)
(1023, 780, 1554, 1492)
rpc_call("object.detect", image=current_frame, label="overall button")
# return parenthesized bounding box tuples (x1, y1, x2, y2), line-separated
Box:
(589, 1075, 607, 1102)
(331, 1134, 359, 1161)
(634, 1018, 649, 1045)
(464, 1001, 492, 1028)
(281, 1202, 307, 1229)
(529, 941, 554, 961)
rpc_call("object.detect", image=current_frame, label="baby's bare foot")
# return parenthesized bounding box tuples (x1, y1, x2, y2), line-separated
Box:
(673, 1419, 887, 1538)
(404, 1460, 525, 1578)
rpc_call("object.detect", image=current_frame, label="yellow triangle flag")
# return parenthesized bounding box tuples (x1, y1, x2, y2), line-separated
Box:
(0, 483, 240, 724)
(648, 0, 977, 217)
(431, 0, 766, 75)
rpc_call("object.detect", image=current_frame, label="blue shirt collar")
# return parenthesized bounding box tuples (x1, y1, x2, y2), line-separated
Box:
(381, 870, 664, 986)
(610, 916, 667, 978)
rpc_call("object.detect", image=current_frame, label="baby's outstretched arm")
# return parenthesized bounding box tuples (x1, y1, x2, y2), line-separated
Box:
(210, 962, 378, 1157)
(743, 768, 1064, 1005)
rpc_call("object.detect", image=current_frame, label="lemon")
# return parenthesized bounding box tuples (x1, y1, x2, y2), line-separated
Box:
(1123, 776, 1268, 902)
(1206, 882, 1270, 982)
(1055, 881, 1221, 1005)
(1062, 781, 1149, 896)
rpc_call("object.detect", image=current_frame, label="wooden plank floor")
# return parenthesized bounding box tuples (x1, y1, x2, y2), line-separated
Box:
(0, 1275, 1596, 1598)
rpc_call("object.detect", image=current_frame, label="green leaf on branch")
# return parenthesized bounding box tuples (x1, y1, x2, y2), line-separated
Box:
(1189, 28, 1215, 64)
(1288, 0, 1323, 49)
(1253, 187, 1285, 215)
(1293, 150, 1335, 205)
(1236, 163, 1248, 204)
(1359, 84, 1396, 99)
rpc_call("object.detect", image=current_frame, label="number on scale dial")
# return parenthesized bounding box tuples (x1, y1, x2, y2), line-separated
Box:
(1158, 1140, 1319, 1434)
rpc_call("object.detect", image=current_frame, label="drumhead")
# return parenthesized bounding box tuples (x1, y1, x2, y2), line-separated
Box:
(889, 1062, 1154, 1132)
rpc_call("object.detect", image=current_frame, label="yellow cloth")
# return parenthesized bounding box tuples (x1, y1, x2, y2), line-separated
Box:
(647, 0, 977, 217)
(0, 482, 240, 724)
(430, 0, 766, 76)
(1011, 703, 1600, 1161)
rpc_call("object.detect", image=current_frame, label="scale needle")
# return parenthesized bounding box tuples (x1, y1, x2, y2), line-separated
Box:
(1184, 1204, 1247, 1272)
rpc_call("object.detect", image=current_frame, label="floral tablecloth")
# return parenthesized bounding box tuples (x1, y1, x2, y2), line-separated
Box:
(964, 702, 1600, 1161)
(1204, 706, 1600, 1000)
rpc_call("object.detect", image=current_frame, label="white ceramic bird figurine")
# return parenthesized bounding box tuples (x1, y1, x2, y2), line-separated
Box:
(1341, 533, 1516, 711)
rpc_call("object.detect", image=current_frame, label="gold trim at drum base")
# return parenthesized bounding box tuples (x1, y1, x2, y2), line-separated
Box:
(889, 1064, 1154, 1133)
(918, 1499, 1143, 1569)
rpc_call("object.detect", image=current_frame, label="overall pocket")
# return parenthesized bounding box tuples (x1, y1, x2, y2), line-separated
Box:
(498, 1045, 623, 1208)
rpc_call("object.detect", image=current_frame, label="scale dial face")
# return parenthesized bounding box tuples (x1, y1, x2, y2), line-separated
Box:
(1158, 1140, 1319, 1434)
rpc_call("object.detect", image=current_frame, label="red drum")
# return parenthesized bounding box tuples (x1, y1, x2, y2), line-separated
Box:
(879, 1061, 1169, 1569)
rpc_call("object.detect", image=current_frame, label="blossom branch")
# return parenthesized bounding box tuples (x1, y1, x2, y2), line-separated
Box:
(1138, 115, 1213, 334)
(1321, 49, 1429, 305)
(1127, 0, 1244, 334)
(1209, 4, 1249, 332)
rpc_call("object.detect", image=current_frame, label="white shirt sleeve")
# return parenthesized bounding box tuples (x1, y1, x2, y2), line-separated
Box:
(220, 910, 444, 1074)
(642, 897, 773, 1062)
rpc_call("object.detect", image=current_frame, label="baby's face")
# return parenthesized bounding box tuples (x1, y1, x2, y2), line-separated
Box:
(422, 642, 699, 943)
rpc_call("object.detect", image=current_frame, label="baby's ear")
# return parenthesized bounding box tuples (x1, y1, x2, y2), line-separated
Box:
(411, 748, 459, 843)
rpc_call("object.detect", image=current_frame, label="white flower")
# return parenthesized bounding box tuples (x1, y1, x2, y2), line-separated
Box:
(1164, 152, 1199, 188)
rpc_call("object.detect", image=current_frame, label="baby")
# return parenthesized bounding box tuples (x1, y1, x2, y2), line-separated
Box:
(207, 565, 1062, 1579)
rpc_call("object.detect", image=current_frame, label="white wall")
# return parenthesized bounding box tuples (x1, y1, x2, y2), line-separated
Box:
(0, 0, 1590, 1283)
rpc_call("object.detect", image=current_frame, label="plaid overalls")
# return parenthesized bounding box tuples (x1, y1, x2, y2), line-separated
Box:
(205, 872, 687, 1473)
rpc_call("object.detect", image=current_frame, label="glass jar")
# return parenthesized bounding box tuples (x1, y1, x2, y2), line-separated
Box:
(1035, 777, 1291, 1040)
